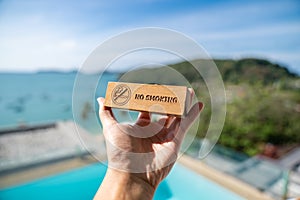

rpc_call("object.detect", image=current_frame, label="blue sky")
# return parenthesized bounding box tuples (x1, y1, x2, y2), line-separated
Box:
(0, 0, 299, 74)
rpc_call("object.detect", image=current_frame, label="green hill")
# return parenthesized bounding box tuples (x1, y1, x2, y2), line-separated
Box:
(122, 58, 298, 86)
(121, 58, 300, 156)
(215, 58, 296, 84)
(168, 58, 297, 85)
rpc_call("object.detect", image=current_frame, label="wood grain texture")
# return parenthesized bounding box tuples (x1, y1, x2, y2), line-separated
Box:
(104, 82, 191, 116)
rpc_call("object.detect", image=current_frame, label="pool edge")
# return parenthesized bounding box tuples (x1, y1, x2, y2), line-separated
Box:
(178, 155, 274, 200)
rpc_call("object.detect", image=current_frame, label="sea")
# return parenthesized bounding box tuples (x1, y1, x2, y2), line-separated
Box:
(0, 72, 119, 133)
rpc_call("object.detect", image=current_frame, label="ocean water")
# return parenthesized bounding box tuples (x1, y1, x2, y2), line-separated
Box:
(0, 72, 118, 130)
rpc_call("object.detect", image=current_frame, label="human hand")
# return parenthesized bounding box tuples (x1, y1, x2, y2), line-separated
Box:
(95, 91, 203, 200)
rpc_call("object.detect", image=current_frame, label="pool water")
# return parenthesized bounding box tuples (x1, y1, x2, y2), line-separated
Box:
(0, 163, 244, 200)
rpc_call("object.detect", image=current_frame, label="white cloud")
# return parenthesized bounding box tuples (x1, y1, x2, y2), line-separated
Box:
(0, 0, 299, 74)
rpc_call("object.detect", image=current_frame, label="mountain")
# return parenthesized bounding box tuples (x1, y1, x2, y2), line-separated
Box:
(215, 58, 297, 83)
(169, 58, 298, 85)
(121, 58, 298, 86)
(121, 58, 300, 156)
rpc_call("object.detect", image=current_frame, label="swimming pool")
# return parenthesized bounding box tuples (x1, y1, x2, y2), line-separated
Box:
(0, 163, 244, 200)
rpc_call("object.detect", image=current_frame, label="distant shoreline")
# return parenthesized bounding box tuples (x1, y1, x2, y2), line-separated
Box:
(0, 58, 299, 76)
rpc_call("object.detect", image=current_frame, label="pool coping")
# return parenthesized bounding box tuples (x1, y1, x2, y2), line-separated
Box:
(178, 155, 274, 200)
(0, 155, 97, 189)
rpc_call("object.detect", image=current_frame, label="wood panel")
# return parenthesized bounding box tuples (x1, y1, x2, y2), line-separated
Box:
(104, 82, 191, 116)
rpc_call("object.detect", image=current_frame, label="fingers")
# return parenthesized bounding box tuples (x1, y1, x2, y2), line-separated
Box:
(149, 100, 203, 145)
(171, 102, 204, 147)
(150, 117, 179, 143)
(135, 111, 151, 127)
(165, 115, 176, 128)
(157, 115, 174, 128)
(187, 88, 195, 109)
(182, 102, 203, 130)
(168, 117, 181, 132)
(167, 101, 203, 136)
(149, 127, 168, 143)
(97, 97, 117, 127)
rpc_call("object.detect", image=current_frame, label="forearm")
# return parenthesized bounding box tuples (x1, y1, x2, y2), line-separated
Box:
(94, 168, 155, 200)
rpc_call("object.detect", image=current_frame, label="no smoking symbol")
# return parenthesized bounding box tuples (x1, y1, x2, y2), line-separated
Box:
(112, 84, 131, 106)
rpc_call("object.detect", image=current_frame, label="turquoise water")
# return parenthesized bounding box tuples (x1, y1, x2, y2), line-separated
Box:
(0, 72, 118, 131)
(0, 163, 243, 200)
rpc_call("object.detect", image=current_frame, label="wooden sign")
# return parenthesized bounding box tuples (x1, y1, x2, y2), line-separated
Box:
(104, 82, 191, 116)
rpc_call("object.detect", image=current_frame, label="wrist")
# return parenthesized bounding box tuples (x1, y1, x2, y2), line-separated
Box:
(94, 168, 155, 200)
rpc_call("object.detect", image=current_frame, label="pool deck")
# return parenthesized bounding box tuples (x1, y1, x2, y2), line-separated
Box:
(0, 121, 274, 199)
(1, 154, 274, 200)
(178, 155, 274, 200)
(0, 155, 98, 189)
(0, 121, 105, 188)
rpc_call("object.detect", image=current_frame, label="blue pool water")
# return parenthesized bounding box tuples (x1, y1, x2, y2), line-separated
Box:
(0, 163, 243, 200)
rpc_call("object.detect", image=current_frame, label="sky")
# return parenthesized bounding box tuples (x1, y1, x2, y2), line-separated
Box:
(0, 0, 300, 74)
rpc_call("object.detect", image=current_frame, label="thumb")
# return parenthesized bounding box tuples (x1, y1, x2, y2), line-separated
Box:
(97, 97, 117, 127)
